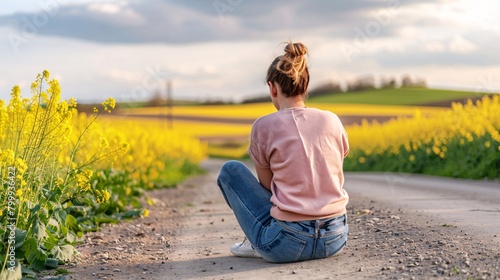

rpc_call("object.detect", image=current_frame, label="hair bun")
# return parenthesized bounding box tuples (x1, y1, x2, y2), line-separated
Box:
(277, 41, 309, 86)
(266, 41, 310, 97)
(284, 42, 308, 57)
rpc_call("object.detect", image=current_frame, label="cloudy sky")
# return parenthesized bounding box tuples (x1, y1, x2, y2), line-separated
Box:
(1, 0, 499, 103)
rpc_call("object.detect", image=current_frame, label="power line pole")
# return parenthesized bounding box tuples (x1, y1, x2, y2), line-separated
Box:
(167, 80, 173, 129)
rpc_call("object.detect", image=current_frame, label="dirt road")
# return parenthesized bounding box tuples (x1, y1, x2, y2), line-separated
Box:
(67, 159, 500, 280)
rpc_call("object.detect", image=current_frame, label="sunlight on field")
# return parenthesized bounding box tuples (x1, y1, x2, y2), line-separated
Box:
(115, 102, 444, 142)
(106, 116, 252, 159)
(121, 103, 446, 119)
(311, 103, 445, 116)
(120, 103, 276, 119)
(107, 116, 251, 138)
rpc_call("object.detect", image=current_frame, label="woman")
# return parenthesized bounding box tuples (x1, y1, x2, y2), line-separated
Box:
(217, 41, 349, 263)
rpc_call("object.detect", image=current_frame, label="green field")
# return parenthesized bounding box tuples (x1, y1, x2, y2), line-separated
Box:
(308, 88, 482, 105)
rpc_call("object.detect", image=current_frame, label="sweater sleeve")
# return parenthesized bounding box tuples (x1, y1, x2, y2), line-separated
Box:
(248, 121, 270, 168)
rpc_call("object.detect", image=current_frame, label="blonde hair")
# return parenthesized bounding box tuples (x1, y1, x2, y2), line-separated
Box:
(266, 41, 309, 97)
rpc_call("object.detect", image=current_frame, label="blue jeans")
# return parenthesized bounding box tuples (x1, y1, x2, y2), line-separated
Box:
(217, 160, 348, 263)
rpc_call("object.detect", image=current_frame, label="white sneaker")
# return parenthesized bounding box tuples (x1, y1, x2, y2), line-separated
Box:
(230, 237, 261, 258)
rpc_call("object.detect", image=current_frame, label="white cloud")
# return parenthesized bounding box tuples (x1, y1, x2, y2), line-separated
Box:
(440, 0, 500, 32)
(424, 65, 500, 93)
(106, 69, 142, 84)
(88, 3, 122, 14)
(87, 1, 145, 26)
(448, 34, 477, 54)
(425, 42, 446, 53)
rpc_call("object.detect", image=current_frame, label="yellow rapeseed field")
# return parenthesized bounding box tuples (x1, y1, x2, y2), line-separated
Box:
(108, 116, 251, 139)
(346, 96, 500, 156)
(98, 116, 207, 187)
(345, 95, 500, 178)
(0, 71, 207, 277)
(123, 102, 445, 119)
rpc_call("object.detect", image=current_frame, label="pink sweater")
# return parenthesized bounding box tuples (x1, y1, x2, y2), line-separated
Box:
(248, 107, 349, 221)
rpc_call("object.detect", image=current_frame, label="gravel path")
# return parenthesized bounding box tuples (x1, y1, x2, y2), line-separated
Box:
(65, 159, 500, 280)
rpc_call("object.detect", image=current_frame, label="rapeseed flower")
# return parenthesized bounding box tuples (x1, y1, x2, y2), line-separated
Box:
(95, 189, 111, 203)
(102, 97, 116, 113)
(76, 173, 91, 192)
(68, 97, 78, 109)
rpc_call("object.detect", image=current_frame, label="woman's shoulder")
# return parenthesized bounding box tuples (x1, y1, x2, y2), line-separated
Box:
(252, 111, 280, 126)
(307, 107, 340, 119)
(305, 108, 345, 129)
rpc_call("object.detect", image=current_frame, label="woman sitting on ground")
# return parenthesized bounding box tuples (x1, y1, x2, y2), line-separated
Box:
(217, 41, 349, 263)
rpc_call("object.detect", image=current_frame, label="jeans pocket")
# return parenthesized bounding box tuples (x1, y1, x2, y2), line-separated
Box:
(259, 230, 307, 263)
(324, 224, 348, 257)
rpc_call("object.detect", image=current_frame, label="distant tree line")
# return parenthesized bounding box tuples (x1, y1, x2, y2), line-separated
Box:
(308, 74, 427, 97)
(144, 74, 428, 105)
(241, 95, 271, 104)
(239, 75, 427, 103)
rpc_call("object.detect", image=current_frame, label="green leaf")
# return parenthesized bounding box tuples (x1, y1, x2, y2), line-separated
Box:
(48, 217, 59, 227)
(119, 209, 142, 219)
(65, 214, 79, 232)
(30, 204, 40, 213)
(15, 229, 27, 249)
(21, 265, 37, 277)
(95, 202, 111, 214)
(65, 231, 77, 244)
(32, 216, 46, 242)
(56, 208, 67, 223)
(130, 198, 142, 209)
(43, 240, 57, 251)
(50, 244, 75, 262)
(44, 230, 59, 247)
(80, 224, 99, 233)
(56, 267, 69, 275)
(44, 188, 62, 202)
(22, 238, 47, 272)
(60, 225, 68, 236)
(93, 216, 119, 225)
(44, 258, 59, 269)
(66, 206, 87, 217)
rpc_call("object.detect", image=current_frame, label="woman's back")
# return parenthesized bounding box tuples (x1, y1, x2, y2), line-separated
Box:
(249, 107, 349, 221)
